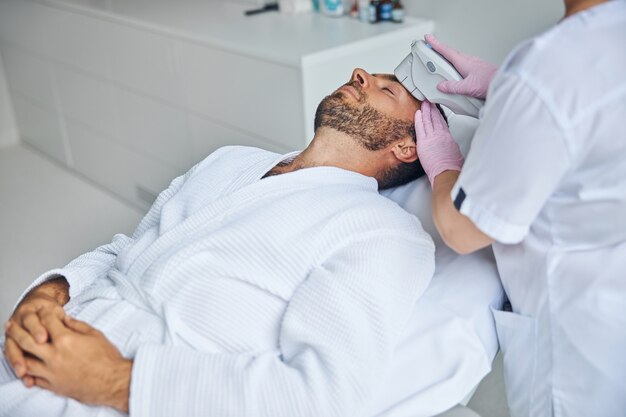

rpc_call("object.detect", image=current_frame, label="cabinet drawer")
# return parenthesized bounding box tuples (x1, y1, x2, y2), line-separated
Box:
(114, 88, 192, 171)
(66, 120, 182, 209)
(54, 65, 117, 139)
(0, 43, 56, 109)
(100, 21, 184, 106)
(42, 6, 109, 79)
(188, 113, 291, 164)
(13, 94, 67, 165)
(176, 42, 305, 150)
(0, 0, 46, 54)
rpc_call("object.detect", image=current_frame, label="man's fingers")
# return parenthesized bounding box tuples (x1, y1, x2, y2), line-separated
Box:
(24, 356, 50, 380)
(38, 308, 68, 340)
(63, 316, 95, 335)
(21, 312, 48, 344)
(23, 375, 35, 388)
(5, 321, 49, 360)
(3, 336, 26, 378)
(33, 376, 52, 391)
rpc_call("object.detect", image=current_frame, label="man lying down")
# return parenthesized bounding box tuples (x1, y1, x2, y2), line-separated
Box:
(1, 68, 441, 417)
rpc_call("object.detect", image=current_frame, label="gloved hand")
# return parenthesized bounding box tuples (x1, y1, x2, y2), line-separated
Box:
(425, 33, 498, 100)
(414, 101, 464, 186)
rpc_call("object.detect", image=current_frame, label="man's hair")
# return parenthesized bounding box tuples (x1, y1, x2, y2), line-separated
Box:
(378, 104, 448, 190)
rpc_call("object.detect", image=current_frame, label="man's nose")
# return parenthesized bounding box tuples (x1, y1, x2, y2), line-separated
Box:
(351, 68, 369, 89)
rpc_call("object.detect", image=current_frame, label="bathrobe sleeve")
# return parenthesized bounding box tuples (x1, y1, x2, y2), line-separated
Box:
(15, 163, 201, 305)
(130, 228, 435, 417)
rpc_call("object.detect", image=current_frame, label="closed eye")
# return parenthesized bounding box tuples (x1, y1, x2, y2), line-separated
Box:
(383, 87, 394, 96)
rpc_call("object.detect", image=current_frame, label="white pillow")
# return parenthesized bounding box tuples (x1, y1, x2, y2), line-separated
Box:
(363, 116, 505, 417)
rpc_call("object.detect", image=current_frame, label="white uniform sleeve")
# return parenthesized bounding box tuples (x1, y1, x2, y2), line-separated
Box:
(129, 230, 435, 417)
(15, 163, 200, 306)
(452, 70, 573, 244)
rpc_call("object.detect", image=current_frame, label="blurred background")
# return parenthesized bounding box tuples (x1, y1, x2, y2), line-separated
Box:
(0, 0, 563, 415)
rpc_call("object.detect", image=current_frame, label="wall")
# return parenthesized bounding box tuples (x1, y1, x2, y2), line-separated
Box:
(404, 0, 565, 64)
(0, 53, 18, 147)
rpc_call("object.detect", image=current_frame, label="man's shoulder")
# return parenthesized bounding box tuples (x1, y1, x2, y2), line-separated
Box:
(191, 145, 280, 176)
(199, 145, 279, 166)
(333, 192, 429, 241)
(320, 195, 435, 276)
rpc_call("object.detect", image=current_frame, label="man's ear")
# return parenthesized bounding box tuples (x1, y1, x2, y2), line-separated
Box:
(391, 139, 418, 163)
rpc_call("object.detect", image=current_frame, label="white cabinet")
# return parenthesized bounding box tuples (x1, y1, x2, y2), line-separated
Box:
(176, 41, 305, 151)
(66, 120, 179, 206)
(12, 95, 67, 164)
(1, 44, 56, 109)
(101, 24, 183, 106)
(0, 0, 433, 208)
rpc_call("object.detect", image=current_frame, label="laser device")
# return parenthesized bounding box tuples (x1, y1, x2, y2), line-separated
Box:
(394, 40, 484, 118)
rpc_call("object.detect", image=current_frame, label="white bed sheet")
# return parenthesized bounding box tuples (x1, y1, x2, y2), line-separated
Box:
(363, 114, 505, 417)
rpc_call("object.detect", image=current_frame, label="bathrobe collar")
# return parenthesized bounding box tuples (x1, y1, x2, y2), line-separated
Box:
(258, 150, 379, 191)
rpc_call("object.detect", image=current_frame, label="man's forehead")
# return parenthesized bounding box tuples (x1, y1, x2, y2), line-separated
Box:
(373, 73, 419, 107)
(372, 73, 399, 82)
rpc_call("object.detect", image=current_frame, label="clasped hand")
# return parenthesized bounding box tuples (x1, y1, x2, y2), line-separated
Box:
(3, 298, 130, 412)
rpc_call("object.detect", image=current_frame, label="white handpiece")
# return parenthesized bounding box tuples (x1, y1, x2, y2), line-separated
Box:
(394, 40, 484, 118)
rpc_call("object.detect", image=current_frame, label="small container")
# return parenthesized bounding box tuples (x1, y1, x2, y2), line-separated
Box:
(391, 0, 404, 22)
(379, 0, 392, 21)
(321, 0, 344, 16)
(349, 0, 359, 18)
(358, 0, 369, 21)
(368, 0, 380, 23)
(280, 0, 313, 14)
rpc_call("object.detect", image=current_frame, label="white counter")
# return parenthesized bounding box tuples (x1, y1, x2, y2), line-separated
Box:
(33, 0, 432, 67)
(0, 0, 433, 208)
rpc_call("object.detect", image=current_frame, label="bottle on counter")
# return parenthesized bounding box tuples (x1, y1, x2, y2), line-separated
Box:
(368, 0, 380, 23)
(391, 0, 404, 23)
(320, 0, 344, 16)
(280, 0, 313, 15)
(358, 0, 369, 21)
(349, 0, 359, 17)
(379, 0, 393, 21)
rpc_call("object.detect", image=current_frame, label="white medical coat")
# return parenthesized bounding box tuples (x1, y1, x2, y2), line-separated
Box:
(452, 2, 626, 416)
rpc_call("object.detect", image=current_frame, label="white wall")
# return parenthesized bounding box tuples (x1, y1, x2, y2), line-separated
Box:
(0, 52, 18, 147)
(405, 0, 565, 64)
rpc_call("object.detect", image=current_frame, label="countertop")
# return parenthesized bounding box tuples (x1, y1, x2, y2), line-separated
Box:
(31, 0, 432, 67)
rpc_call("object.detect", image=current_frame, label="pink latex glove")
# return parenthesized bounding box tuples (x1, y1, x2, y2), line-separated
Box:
(414, 101, 464, 187)
(425, 34, 498, 100)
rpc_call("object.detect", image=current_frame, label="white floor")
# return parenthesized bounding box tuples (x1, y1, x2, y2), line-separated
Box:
(0, 143, 143, 321)
(0, 143, 509, 417)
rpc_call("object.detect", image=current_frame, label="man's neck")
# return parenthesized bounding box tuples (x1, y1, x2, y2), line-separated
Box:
(275, 128, 384, 180)
(563, 0, 608, 18)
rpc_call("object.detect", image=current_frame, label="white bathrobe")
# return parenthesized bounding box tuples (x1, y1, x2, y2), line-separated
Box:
(0, 146, 434, 417)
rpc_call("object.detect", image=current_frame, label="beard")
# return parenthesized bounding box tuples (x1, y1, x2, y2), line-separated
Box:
(313, 81, 415, 151)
